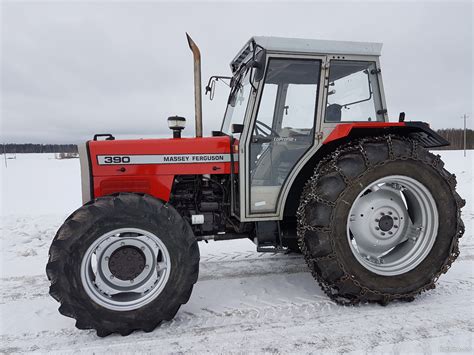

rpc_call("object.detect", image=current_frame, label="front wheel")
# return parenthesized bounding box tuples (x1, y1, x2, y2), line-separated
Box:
(46, 193, 199, 336)
(297, 136, 465, 305)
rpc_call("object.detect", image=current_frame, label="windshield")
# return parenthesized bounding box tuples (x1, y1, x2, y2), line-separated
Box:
(221, 68, 251, 135)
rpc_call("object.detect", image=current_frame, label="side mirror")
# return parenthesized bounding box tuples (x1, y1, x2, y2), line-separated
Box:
(205, 76, 232, 101)
(205, 80, 216, 100)
(231, 124, 244, 134)
(253, 49, 266, 82)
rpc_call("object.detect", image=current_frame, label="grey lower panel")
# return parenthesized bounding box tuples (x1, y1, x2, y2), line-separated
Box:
(78, 143, 92, 204)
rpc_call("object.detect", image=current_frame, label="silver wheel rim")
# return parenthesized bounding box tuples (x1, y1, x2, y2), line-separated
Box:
(80, 228, 171, 311)
(347, 175, 438, 276)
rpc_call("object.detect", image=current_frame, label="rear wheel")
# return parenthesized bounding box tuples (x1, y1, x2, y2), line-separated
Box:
(297, 136, 465, 305)
(46, 193, 199, 336)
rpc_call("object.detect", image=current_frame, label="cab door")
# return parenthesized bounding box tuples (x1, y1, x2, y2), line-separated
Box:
(244, 56, 323, 217)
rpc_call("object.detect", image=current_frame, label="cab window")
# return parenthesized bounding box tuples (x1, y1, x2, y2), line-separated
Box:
(325, 60, 382, 122)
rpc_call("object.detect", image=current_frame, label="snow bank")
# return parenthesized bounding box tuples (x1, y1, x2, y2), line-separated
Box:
(0, 150, 472, 353)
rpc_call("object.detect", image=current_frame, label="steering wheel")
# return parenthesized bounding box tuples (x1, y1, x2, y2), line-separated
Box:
(255, 120, 280, 138)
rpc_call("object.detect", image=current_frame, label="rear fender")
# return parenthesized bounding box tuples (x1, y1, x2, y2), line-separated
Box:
(323, 122, 449, 148)
(283, 121, 449, 217)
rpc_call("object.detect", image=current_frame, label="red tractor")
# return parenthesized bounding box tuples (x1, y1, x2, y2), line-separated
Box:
(47, 35, 465, 336)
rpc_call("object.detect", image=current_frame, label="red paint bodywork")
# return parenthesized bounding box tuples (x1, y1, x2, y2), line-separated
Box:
(87, 122, 407, 202)
(323, 122, 406, 144)
(88, 136, 237, 201)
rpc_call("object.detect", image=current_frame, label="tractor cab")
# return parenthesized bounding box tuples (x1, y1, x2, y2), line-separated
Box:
(218, 37, 387, 220)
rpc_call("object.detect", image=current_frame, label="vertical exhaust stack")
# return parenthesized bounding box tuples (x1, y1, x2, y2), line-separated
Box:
(186, 33, 203, 138)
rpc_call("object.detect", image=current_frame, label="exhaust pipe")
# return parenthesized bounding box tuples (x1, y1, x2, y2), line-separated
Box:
(186, 33, 203, 138)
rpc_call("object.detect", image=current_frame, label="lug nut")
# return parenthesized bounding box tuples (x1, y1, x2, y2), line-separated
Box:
(380, 212, 385, 215)
(381, 232, 385, 236)
(375, 219, 380, 222)
(394, 217, 398, 220)
(110, 275, 114, 280)
(394, 225, 398, 228)
(388, 231, 393, 235)
(375, 227, 380, 230)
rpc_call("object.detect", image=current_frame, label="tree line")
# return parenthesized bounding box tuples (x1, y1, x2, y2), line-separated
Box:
(1, 143, 78, 154)
(1, 129, 472, 153)
(435, 129, 473, 150)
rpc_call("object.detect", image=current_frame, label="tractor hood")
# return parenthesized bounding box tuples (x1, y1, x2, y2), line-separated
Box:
(80, 136, 238, 204)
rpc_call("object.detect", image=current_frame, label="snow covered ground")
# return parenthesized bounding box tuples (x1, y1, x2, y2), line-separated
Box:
(0, 151, 473, 353)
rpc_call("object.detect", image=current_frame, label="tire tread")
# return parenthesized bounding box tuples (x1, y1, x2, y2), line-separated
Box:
(297, 135, 464, 305)
(46, 193, 199, 336)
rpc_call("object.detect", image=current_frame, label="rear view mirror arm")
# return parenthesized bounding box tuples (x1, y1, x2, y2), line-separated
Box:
(205, 75, 232, 100)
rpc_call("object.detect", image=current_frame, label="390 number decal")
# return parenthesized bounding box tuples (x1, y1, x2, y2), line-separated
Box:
(103, 156, 131, 164)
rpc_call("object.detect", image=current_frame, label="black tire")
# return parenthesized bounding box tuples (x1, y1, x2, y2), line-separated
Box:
(297, 135, 465, 305)
(46, 193, 199, 336)
(283, 239, 302, 254)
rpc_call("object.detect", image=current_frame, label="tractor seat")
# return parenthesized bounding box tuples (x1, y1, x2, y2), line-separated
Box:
(325, 104, 342, 122)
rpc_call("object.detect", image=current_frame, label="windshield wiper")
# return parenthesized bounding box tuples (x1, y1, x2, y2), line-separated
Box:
(228, 71, 246, 106)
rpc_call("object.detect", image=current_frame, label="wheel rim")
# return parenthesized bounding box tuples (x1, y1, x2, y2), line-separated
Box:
(346, 175, 438, 276)
(80, 228, 171, 311)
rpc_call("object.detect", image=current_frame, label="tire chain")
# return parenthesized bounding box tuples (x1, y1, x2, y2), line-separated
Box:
(297, 135, 466, 306)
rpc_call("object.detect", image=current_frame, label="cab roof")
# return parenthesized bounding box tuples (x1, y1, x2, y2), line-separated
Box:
(231, 36, 383, 73)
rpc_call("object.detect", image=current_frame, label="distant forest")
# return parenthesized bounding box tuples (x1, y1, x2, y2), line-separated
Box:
(1, 129, 472, 153)
(434, 129, 473, 150)
(1, 143, 78, 154)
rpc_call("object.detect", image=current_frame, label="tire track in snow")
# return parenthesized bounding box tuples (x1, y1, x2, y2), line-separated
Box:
(2, 249, 473, 303)
(0, 254, 306, 303)
(1, 289, 472, 354)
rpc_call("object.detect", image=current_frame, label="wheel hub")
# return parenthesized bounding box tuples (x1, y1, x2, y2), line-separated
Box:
(378, 215, 394, 232)
(347, 175, 439, 276)
(80, 228, 171, 312)
(108, 246, 146, 281)
(349, 187, 408, 256)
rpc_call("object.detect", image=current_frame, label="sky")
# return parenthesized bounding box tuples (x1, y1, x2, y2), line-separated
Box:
(1, 0, 472, 143)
